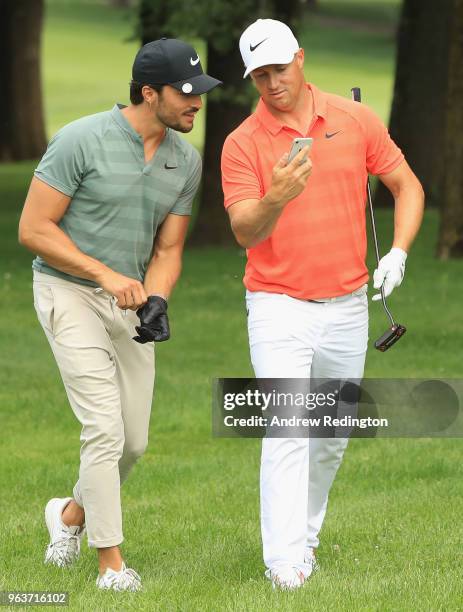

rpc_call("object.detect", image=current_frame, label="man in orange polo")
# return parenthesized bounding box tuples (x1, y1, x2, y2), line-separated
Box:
(221, 19, 424, 590)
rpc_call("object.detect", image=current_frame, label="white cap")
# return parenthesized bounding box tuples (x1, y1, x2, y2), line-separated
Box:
(239, 19, 300, 78)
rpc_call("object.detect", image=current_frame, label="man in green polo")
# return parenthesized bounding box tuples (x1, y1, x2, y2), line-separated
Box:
(18, 38, 221, 592)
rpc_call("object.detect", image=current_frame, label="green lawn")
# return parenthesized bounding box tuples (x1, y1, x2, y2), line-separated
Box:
(1, 1, 463, 610)
(1, 212, 463, 611)
(316, 0, 402, 26)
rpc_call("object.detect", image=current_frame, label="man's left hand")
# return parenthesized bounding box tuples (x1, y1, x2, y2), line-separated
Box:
(372, 247, 407, 301)
(132, 295, 170, 343)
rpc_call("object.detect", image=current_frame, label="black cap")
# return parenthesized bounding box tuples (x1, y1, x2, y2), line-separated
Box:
(132, 38, 222, 95)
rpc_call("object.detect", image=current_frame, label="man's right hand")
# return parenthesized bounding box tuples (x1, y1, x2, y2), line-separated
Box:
(226, 146, 313, 249)
(95, 269, 148, 310)
(265, 146, 313, 206)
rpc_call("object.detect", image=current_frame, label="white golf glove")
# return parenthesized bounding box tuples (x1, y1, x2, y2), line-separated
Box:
(372, 247, 407, 301)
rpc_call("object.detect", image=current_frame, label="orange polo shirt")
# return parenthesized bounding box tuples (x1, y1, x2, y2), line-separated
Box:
(221, 83, 404, 300)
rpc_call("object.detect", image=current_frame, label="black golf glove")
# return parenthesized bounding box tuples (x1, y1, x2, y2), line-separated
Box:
(132, 295, 170, 343)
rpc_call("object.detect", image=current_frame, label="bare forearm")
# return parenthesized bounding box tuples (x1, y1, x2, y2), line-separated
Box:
(20, 220, 109, 282)
(143, 252, 183, 298)
(232, 194, 286, 249)
(392, 182, 425, 252)
(228, 148, 313, 248)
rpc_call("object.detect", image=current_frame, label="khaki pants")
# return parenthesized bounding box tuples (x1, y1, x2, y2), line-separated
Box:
(33, 270, 155, 548)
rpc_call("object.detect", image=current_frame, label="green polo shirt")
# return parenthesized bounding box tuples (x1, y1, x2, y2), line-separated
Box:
(32, 104, 202, 287)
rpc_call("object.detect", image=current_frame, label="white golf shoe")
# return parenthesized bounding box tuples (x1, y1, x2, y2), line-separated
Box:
(96, 562, 142, 592)
(304, 547, 320, 572)
(44, 497, 86, 568)
(265, 550, 319, 591)
(265, 566, 306, 591)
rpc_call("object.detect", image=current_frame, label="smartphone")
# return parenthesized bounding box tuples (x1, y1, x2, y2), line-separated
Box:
(288, 137, 313, 163)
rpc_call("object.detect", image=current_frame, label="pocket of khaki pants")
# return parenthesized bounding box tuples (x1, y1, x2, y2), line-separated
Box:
(33, 284, 56, 337)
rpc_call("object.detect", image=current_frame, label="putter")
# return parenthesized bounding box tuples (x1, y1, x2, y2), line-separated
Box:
(351, 87, 407, 352)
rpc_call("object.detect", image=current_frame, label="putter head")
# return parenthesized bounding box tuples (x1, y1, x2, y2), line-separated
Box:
(374, 324, 407, 352)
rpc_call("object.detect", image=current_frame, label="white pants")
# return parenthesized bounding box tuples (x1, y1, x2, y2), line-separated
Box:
(246, 286, 368, 576)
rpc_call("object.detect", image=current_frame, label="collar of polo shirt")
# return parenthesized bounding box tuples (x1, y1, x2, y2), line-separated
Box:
(256, 83, 328, 135)
(111, 104, 178, 169)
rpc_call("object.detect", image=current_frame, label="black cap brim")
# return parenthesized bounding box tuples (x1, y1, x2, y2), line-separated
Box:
(169, 73, 222, 95)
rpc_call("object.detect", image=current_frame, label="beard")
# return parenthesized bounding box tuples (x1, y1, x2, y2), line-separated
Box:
(156, 101, 193, 133)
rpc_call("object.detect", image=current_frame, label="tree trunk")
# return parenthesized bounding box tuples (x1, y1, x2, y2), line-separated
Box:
(273, 0, 304, 35)
(0, 0, 47, 161)
(374, 0, 450, 208)
(188, 42, 251, 246)
(436, 0, 463, 259)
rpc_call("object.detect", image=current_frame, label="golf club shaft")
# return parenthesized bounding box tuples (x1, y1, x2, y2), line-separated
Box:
(351, 87, 395, 327)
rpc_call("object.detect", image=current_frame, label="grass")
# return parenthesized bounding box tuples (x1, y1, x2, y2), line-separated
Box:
(1, 225, 463, 610)
(1, 0, 463, 610)
(317, 0, 402, 28)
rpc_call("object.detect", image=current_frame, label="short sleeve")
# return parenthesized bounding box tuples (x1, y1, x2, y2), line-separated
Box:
(170, 148, 202, 216)
(221, 134, 263, 209)
(34, 124, 86, 197)
(359, 104, 404, 176)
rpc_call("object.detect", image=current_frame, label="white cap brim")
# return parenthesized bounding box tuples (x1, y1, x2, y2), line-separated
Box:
(243, 48, 297, 78)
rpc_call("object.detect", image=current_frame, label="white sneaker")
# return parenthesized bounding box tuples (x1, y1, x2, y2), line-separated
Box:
(96, 562, 142, 592)
(265, 566, 306, 591)
(44, 497, 86, 568)
(304, 547, 320, 572)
